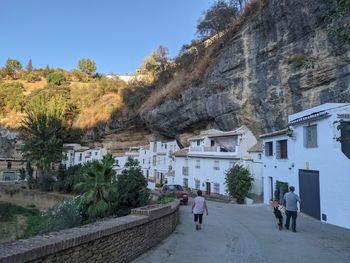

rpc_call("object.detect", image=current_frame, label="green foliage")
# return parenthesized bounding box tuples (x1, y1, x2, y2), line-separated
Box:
(274, 181, 289, 203)
(0, 202, 40, 223)
(336, 120, 350, 142)
(158, 192, 176, 204)
(4, 59, 22, 79)
(23, 71, 41, 83)
(225, 164, 253, 204)
(54, 164, 88, 193)
(197, 0, 238, 38)
(77, 58, 96, 77)
(37, 173, 56, 191)
(117, 157, 150, 216)
(42, 198, 82, 234)
(326, 0, 350, 45)
(47, 72, 67, 86)
(0, 82, 25, 113)
(75, 154, 118, 221)
(26, 59, 33, 72)
(21, 94, 66, 179)
(70, 69, 88, 82)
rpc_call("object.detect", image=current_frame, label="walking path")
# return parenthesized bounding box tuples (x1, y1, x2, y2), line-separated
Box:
(133, 200, 350, 263)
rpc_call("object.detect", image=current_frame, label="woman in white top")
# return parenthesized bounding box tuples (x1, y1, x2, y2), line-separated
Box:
(192, 190, 208, 230)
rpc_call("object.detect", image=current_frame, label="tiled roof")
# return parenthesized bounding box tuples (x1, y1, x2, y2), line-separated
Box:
(247, 142, 263, 152)
(173, 148, 189, 157)
(259, 128, 288, 139)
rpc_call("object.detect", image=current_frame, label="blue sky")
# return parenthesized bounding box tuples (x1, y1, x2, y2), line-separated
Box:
(0, 0, 212, 74)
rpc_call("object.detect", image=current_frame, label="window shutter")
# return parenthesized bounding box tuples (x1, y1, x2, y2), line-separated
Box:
(276, 141, 281, 159)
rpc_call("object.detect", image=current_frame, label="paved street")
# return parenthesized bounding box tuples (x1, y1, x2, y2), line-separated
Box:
(133, 200, 350, 263)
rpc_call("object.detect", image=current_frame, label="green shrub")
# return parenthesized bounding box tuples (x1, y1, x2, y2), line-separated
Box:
(0, 203, 15, 221)
(37, 173, 55, 192)
(158, 192, 176, 204)
(47, 72, 67, 86)
(42, 198, 82, 233)
(24, 72, 41, 82)
(116, 157, 150, 216)
(155, 183, 162, 188)
(225, 164, 253, 204)
(0, 82, 25, 112)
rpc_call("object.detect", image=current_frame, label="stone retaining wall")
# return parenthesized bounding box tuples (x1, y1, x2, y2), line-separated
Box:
(0, 200, 180, 263)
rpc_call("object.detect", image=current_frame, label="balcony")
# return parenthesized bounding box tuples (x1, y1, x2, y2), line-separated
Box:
(189, 146, 239, 156)
(182, 166, 189, 176)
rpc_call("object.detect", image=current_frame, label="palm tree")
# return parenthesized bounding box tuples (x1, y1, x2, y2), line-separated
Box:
(75, 154, 117, 221)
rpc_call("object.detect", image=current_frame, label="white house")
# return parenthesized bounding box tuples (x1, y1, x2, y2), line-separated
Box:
(261, 103, 350, 229)
(62, 143, 105, 169)
(114, 147, 151, 177)
(173, 126, 262, 196)
(149, 140, 180, 185)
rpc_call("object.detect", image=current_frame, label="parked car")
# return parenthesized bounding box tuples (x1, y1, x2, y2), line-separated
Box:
(162, 184, 188, 205)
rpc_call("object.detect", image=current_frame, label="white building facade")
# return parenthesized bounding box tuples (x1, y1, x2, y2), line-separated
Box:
(262, 103, 350, 229)
(62, 144, 105, 169)
(173, 126, 262, 196)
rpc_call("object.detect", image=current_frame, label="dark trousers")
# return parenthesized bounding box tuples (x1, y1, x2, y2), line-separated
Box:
(285, 210, 297, 230)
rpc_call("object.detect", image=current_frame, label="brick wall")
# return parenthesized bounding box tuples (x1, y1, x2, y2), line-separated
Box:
(0, 201, 180, 263)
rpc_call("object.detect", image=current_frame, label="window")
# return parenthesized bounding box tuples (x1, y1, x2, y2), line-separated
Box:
(182, 166, 189, 176)
(153, 156, 156, 166)
(265, 141, 273, 156)
(143, 159, 145, 164)
(95, 152, 98, 156)
(163, 157, 166, 164)
(196, 140, 200, 146)
(195, 160, 200, 169)
(304, 125, 317, 148)
(115, 159, 119, 166)
(213, 183, 220, 194)
(164, 144, 167, 149)
(276, 140, 288, 159)
(183, 178, 188, 188)
(214, 160, 220, 170)
(195, 179, 200, 189)
(211, 140, 215, 147)
(7, 162, 11, 169)
(79, 153, 82, 161)
(258, 153, 262, 160)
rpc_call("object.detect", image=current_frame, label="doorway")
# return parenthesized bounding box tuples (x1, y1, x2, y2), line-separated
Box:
(268, 177, 273, 201)
(206, 182, 211, 195)
(299, 169, 320, 220)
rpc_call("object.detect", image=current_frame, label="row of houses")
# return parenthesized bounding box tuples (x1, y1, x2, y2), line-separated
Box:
(1, 103, 348, 229)
(113, 126, 263, 197)
(113, 103, 350, 230)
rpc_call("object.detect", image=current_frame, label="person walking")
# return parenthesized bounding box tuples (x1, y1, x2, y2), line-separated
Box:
(192, 190, 208, 230)
(283, 186, 301, 232)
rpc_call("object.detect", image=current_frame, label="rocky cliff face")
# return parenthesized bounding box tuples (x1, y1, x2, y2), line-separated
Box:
(142, 0, 350, 138)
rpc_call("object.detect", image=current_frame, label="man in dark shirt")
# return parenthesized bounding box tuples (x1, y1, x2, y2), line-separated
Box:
(283, 186, 301, 232)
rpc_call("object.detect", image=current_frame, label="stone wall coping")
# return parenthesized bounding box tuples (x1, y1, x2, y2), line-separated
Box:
(0, 200, 180, 263)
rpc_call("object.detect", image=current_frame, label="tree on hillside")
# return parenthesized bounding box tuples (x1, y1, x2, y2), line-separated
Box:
(116, 157, 150, 216)
(197, 0, 238, 38)
(136, 45, 174, 85)
(26, 59, 33, 72)
(21, 94, 67, 180)
(75, 154, 118, 221)
(4, 59, 22, 79)
(77, 58, 96, 77)
(47, 72, 67, 86)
